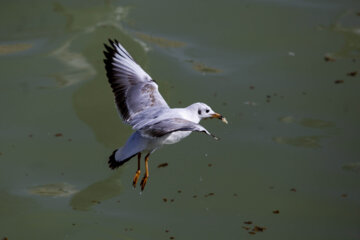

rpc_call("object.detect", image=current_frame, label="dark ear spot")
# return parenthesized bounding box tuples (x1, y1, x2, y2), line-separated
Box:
(198, 110, 202, 115)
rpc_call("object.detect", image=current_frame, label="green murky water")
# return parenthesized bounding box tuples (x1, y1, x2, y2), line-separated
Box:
(1, 0, 360, 239)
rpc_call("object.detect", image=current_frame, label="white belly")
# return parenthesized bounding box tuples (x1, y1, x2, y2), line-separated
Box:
(162, 131, 192, 145)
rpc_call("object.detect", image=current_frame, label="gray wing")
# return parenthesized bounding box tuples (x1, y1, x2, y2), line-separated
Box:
(140, 118, 219, 140)
(103, 39, 169, 124)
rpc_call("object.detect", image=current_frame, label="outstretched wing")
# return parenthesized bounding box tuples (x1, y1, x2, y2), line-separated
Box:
(140, 118, 219, 140)
(103, 39, 169, 124)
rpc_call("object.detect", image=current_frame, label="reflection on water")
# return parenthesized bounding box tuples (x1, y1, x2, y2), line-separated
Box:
(0, 42, 32, 55)
(51, 39, 96, 87)
(70, 171, 123, 211)
(28, 183, 78, 197)
(324, 10, 360, 59)
(135, 32, 186, 48)
(273, 135, 327, 148)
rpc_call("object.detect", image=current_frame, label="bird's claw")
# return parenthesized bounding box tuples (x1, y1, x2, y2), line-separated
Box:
(140, 176, 148, 191)
(132, 170, 141, 188)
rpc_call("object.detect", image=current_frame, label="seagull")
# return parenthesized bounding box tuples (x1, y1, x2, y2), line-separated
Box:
(103, 39, 228, 191)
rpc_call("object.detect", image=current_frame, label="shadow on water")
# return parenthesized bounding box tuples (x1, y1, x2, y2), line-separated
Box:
(70, 171, 124, 211)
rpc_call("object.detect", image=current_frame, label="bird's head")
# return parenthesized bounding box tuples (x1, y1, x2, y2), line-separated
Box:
(189, 102, 228, 124)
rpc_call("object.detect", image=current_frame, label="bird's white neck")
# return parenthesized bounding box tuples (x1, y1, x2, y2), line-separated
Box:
(183, 104, 201, 123)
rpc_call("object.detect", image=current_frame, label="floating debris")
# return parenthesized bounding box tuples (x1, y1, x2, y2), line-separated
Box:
(324, 56, 336, 62)
(192, 195, 197, 198)
(192, 62, 222, 74)
(253, 226, 266, 232)
(248, 232, 256, 235)
(244, 101, 257, 106)
(347, 71, 358, 76)
(233, 193, 238, 197)
(177, 190, 182, 193)
(54, 133, 63, 137)
(170, 237, 175, 240)
(135, 32, 186, 48)
(342, 162, 360, 173)
(288, 51, 295, 56)
(163, 198, 168, 202)
(334, 80, 344, 84)
(273, 210, 280, 214)
(279, 116, 295, 124)
(249, 85, 255, 90)
(204, 192, 215, 197)
(157, 163, 168, 168)
(290, 188, 297, 192)
(341, 194, 348, 198)
(208, 163, 213, 167)
(244, 221, 253, 225)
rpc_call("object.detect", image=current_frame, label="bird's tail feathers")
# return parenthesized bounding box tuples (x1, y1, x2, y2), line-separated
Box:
(108, 147, 138, 169)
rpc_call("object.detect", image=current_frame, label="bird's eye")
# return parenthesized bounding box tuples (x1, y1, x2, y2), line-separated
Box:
(198, 110, 202, 115)
(206, 109, 210, 113)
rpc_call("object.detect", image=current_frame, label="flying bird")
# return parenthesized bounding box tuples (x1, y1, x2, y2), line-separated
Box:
(103, 39, 227, 191)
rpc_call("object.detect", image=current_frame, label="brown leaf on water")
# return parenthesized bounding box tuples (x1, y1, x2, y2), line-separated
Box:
(54, 133, 63, 137)
(248, 232, 256, 235)
(163, 198, 168, 202)
(324, 56, 336, 62)
(347, 71, 357, 76)
(334, 80, 344, 84)
(0, 43, 32, 55)
(157, 163, 168, 168)
(273, 210, 280, 214)
(244, 221, 252, 225)
(253, 226, 267, 232)
(242, 226, 250, 230)
(204, 192, 215, 197)
(135, 32, 186, 48)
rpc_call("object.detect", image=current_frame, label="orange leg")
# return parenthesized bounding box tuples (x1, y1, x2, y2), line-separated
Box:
(132, 153, 141, 188)
(140, 153, 150, 191)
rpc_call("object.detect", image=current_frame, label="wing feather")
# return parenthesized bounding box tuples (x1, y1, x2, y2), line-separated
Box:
(140, 118, 218, 140)
(104, 39, 169, 124)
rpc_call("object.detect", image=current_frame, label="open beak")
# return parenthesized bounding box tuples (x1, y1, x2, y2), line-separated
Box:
(211, 113, 228, 124)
